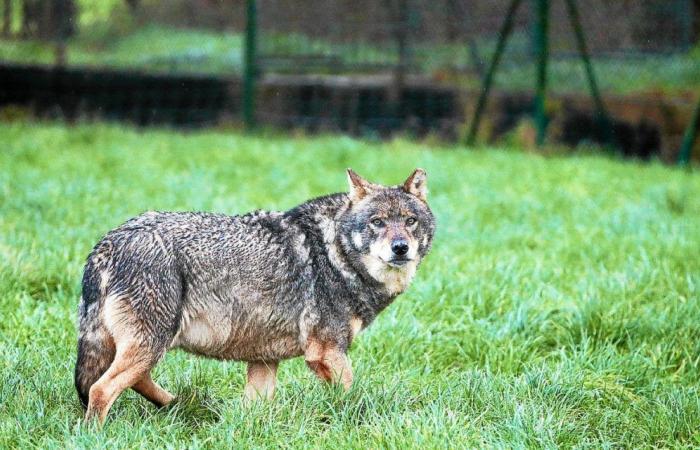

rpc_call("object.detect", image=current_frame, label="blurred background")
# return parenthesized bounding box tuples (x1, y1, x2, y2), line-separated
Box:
(0, 0, 698, 163)
(1, 6, 700, 446)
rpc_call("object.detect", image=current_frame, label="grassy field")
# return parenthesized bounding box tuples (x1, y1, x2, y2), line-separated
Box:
(0, 122, 699, 448)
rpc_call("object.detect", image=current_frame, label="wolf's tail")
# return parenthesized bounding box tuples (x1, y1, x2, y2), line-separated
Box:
(74, 298, 115, 409)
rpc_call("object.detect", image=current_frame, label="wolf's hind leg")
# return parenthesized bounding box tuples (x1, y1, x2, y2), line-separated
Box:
(244, 361, 278, 402)
(85, 341, 161, 424)
(133, 373, 175, 407)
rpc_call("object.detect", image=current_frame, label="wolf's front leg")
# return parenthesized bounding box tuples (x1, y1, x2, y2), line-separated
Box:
(304, 339, 353, 390)
(244, 361, 278, 402)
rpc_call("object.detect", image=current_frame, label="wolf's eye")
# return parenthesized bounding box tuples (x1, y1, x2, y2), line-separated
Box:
(371, 218, 384, 227)
(406, 217, 417, 226)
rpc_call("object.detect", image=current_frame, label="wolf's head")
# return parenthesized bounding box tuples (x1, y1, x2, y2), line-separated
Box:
(338, 168, 435, 295)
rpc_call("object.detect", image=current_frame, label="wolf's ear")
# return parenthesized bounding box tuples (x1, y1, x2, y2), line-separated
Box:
(403, 168, 428, 201)
(347, 168, 374, 202)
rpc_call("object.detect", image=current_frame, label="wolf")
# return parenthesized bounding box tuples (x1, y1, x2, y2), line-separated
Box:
(74, 168, 435, 423)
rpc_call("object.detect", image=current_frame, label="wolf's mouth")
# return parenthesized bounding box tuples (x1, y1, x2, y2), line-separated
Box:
(384, 258, 412, 268)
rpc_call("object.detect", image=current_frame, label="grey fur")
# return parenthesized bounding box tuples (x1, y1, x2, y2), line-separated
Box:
(75, 169, 435, 414)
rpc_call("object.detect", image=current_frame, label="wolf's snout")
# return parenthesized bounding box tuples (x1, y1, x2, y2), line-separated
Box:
(391, 239, 409, 257)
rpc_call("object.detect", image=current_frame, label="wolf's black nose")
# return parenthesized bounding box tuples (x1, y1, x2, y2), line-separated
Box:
(391, 240, 409, 256)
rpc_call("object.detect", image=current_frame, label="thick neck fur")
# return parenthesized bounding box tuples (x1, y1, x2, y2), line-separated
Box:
(284, 193, 406, 325)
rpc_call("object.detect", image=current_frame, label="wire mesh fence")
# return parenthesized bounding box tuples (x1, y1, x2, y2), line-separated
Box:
(0, 0, 698, 162)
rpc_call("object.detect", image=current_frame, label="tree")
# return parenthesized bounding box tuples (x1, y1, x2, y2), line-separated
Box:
(19, 0, 75, 41)
(3, 0, 11, 37)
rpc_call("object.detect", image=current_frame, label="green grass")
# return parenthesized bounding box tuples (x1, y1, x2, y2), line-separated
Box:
(1, 121, 699, 448)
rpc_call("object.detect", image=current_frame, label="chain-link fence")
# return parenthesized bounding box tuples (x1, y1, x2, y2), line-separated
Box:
(0, 0, 698, 162)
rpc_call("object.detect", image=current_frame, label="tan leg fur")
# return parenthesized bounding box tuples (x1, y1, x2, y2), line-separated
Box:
(84, 341, 157, 424)
(244, 361, 278, 402)
(132, 373, 175, 407)
(305, 339, 353, 390)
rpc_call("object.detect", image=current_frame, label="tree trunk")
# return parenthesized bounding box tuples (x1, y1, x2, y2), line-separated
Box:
(3, 0, 11, 37)
(694, 0, 700, 43)
(125, 0, 140, 13)
(445, 0, 459, 41)
(384, 0, 409, 104)
(54, 42, 66, 67)
(22, 0, 35, 38)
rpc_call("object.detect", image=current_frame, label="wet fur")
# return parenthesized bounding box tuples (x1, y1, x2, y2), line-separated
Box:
(74, 169, 435, 422)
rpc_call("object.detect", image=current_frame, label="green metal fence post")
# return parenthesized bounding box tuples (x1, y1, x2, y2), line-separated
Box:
(533, 0, 549, 146)
(564, 0, 613, 150)
(243, 0, 257, 130)
(465, 0, 522, 146)
(678, 97, 700, 166)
